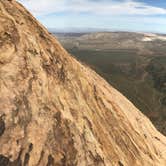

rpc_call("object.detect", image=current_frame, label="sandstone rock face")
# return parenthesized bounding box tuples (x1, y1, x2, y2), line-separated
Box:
(0, 1, 166, 166)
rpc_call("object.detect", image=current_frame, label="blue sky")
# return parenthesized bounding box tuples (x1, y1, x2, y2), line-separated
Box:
(17, 0, 166, 33)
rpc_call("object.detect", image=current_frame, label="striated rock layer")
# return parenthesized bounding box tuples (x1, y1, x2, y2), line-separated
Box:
(0, 1, 166, 166)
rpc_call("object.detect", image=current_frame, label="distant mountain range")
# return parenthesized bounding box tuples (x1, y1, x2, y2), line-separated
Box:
(48, 27, 112, 33)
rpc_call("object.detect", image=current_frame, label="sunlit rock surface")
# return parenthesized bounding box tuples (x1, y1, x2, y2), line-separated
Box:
(0, 1, 166, 165)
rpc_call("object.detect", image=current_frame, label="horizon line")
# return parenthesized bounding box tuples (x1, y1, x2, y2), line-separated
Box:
(48, 28, 166, 35)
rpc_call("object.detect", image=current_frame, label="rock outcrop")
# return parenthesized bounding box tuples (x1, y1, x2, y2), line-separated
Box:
(0, 1, 166, 166)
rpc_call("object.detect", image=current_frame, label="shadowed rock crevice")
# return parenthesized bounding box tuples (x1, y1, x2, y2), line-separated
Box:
(0, 116, 5, 137)
(46, 154, 54, 166)
(23, 153, 30, 166)
(36, 150, 44, 166)
(0, 153, 22, 166)
(0, 155, 10, 166)
(118, 161, 124, 166)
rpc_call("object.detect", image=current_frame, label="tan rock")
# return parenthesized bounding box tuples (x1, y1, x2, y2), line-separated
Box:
(0, 0, 165, 166)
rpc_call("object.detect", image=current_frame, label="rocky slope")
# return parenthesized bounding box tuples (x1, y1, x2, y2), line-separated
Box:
(56, 32, 166, 135)
(0, 1, 166, 166)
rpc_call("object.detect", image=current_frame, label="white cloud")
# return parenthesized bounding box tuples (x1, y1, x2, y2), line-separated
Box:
(17, 0, 66, 16)
(17, 0, 166, 16)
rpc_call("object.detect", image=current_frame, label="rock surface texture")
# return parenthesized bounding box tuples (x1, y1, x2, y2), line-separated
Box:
(0, 1, 166, 166)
